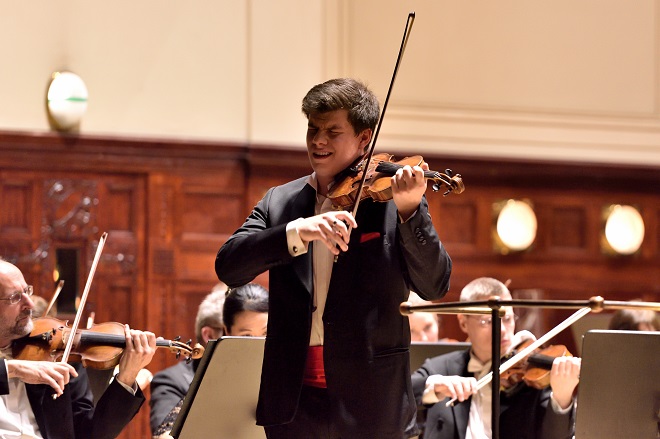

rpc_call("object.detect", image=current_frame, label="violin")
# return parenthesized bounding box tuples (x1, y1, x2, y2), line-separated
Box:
(500, 338, 573, 392)
(12, 317, 204, 370)
(328, 152, 465, 210)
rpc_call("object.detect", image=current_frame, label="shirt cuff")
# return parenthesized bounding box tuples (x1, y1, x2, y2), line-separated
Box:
(114, 374, 138, 396)
(550, 392, 573, 414)
(286, 218, 309, 257)
(422, 375, 443, 404)
(398, 208, 418, 223)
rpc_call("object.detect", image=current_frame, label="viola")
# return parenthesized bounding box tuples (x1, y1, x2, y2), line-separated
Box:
(328, 152, 465, 210)
(12, 317, 204, 370)
(500, 338, 573, 392)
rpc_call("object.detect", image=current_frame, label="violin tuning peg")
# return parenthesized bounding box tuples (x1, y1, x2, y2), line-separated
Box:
(432, 183, 440, 192)
(173, 335, 181, 342)
(444, 169, 454, 177)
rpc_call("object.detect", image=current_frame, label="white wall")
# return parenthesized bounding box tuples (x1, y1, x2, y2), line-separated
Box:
(1, 0, 658, 166)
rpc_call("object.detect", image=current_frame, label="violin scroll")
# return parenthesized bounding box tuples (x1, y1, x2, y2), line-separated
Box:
(167, 336, 205, 363)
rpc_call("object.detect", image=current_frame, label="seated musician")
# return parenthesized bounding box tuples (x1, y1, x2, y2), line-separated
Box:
(0, 258, 157, 439)
(408, 292, 441, 343)
(410, 277, 581, 439)
(608, 306, 659, 332)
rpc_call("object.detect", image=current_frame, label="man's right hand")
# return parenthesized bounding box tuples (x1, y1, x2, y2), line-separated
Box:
(7, 359, 78, 396)
(296, 211, 358, 255)
(425, 374, 478, 403)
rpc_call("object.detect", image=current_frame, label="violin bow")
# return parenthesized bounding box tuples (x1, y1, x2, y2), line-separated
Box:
(53, 232, 108, 398)
(348, 12, 415, 222)
(334, 12, 415, 263)
(44, 280, 64, 317)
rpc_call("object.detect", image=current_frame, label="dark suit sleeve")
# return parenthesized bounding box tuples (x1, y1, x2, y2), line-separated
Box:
(72, 367, 145, 439)
(150, 366, 191, 433)
(27, 364, 143, 439)
(0, 359, 9, 395)
(411, 358, 434, 405)
(215, 187, 293, 287)
(538, 389, 576, 439)
(397, 196, 452, 300)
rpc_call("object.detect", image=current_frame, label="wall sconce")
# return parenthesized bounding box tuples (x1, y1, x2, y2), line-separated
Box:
(493, 199, 537, 254)
(46, 71, 88, 132)
(602, 204, 645, 255)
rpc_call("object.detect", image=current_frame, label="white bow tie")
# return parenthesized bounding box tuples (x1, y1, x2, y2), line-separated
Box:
(467, 355, 491, 379)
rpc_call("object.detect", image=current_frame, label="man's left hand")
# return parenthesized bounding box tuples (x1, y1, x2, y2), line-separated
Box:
(550, 356, 581, 409)
(116, 325, 157, 388)
(391, 163, 428, 221)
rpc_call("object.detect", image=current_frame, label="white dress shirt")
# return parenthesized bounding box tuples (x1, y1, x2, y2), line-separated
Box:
(285, 174, 335, 346)
(0, 346, 42, 439)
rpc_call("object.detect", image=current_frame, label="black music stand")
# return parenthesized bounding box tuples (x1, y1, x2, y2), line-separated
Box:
(171, 337, 266, 439)
(575, 330, 660, 439)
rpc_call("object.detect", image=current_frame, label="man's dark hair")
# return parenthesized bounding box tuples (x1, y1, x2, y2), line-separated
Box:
(302, 78, 380, 135)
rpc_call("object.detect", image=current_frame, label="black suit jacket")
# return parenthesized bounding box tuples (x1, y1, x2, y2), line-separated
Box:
(0, 360, 144, 439)
(216, 176, 452, 438)
(411, 349, 576, 439)
(149, 360, 196, 433)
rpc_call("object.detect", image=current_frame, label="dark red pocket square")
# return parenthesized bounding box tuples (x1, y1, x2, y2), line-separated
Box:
(360, 232, 381, 243)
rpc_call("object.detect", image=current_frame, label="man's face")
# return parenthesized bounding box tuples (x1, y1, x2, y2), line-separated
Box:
(409, 312, 439, 342)
(306, 109, 371, 191)
(0, 263, 35, 347)
(457, 306, 516, 364)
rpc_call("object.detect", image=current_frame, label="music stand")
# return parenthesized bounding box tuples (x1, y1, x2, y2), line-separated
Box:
(575, 330, 659, 439)
(171, 336, 266, 439)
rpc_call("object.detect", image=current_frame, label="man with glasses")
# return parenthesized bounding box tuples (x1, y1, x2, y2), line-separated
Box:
(410, 277, 581, 439)
(0, 258, 157, 439)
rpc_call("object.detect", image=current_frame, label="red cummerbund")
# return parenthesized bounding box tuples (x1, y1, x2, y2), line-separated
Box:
(303, 345, 327, 388)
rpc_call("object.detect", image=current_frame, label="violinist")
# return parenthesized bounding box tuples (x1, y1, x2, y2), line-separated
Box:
(215, 78, 452, 439)
(0, 258, 157, 439)
(411, 277, 581, 439)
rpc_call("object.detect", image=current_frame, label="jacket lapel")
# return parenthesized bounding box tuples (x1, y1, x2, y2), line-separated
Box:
(26, 384, 50, 438)
(289, 182, 316, 296)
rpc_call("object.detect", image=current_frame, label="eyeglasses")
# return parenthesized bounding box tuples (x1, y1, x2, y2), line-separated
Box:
(0, 285, 33, 305)
(470, 314, 518, 328)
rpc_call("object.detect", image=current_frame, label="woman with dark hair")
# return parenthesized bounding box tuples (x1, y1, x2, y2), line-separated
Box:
(222, 283, 269, 337)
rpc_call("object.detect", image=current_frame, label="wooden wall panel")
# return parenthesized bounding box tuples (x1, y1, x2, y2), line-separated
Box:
(0, 179, 32, 232)
(0, 132, 658, 438)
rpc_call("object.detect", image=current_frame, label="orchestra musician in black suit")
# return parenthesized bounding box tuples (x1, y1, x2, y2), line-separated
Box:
(411, 277, 580, 439)
(0, 258, 157, 439)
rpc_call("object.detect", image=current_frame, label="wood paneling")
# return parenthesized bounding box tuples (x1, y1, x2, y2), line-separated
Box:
(0, 131, 658, 438)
